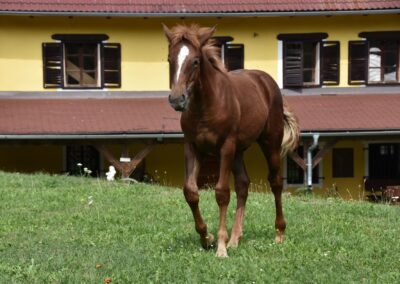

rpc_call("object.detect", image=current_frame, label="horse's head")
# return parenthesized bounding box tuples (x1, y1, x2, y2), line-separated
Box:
(163, 24, 215, 111)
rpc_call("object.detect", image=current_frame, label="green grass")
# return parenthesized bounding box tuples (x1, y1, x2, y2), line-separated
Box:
(0, 171, 399, 283)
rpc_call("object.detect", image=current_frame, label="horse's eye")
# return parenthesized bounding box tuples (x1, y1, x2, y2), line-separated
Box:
(193, 58, 200, 67)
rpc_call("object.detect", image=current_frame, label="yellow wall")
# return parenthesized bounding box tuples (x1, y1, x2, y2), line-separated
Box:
(0, 145, 64, 173)
(0, 138, 397, 201)
(1, 14, 399, 91)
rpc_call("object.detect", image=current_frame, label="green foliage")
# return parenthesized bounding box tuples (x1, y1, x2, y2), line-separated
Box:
(0, 171, 399, 283)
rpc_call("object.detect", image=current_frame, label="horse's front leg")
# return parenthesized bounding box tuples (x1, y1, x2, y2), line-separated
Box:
(228, 152, 250, 248)
(215, 137, 236, 257)
(183, 142, 214, 249)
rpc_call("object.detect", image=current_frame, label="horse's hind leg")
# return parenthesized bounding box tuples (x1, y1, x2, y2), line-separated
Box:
(183, 142, 214, 249)
(258, 137, 286, 243)
(228, 152, 250, 248)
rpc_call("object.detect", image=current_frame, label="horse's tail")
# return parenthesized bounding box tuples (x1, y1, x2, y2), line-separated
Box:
(281, 101, 300, 156)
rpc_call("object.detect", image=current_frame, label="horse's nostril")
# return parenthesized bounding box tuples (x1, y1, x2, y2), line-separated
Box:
(168, 94, 173, 103)
(180, 94, 186, 102)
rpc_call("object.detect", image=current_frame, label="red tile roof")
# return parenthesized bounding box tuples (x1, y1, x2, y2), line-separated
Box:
(287, 94, 400, 132)
(1, 94, 400, 137)
(0, 97, 180, 135)
(0, 0, 399, 14)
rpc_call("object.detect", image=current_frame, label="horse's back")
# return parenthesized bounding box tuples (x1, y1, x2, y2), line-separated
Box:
(227, 69, 283, 114)
(226, 69, 283, 148)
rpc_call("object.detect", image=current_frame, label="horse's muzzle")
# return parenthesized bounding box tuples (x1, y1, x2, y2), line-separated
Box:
(168, 93, 188, 112)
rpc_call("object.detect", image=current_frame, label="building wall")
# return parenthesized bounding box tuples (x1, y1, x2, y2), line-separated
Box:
(0, 144, 64, 173)
(0, 139, 376, 200)
(1, 14, 400, 198)
(1, 14, 399, 91)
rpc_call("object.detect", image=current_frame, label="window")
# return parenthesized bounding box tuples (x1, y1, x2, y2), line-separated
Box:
(64, 43, 99, 88)
(279, 33, 340, 88)
(349, 31, 400, 85)
(43, 34, 121, 89)
(213, 36, 244, 71)
(66, 145, 100, 177)
(369, 143, 400, 179)
(332, 148, 354, 178)
(287, 146, 320, 184)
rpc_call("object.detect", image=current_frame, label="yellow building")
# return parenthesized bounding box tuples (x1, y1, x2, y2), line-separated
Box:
(1, 1, 400, 200)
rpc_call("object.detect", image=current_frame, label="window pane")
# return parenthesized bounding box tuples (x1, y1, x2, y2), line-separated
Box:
(82, 71, 97, 85)
(66, 56, 79, 70)
(369, 48, 381, 67)
(368, 67, 381, 82)
(83, 56, 96, 70)
(384, 66, 396, 81)
(66, 45, 79, 55)
(67, 71, 80, 85)
(82, 44, 97, 55)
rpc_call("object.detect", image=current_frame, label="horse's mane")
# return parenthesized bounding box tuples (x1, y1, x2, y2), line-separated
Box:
(169, 24, 227, 73)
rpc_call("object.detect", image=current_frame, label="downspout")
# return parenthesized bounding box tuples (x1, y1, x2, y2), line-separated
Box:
(306, 134, 320, 190)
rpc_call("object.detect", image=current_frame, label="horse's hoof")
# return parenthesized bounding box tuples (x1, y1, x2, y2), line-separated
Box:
(200, 233, 214, 250)
(227, 239, 239, 249)
(216, 248, 228, 258)
(275, 233, 284, 244)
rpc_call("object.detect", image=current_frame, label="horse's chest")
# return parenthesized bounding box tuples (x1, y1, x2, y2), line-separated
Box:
(193, 128, 219, 152)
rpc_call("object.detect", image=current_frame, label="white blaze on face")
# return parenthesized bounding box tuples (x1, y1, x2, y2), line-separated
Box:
(176, 45, 190, 83)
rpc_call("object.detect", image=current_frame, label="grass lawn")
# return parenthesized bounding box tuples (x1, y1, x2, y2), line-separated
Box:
(0, 171, 399, 283)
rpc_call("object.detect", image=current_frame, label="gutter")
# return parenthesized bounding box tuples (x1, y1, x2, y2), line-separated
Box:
(301, 130, 400, 137)
(306, 134, 319, 190)
(0, 133, 184, 140)
(1, 130, 400, 140)
(0, 9, 400, 18)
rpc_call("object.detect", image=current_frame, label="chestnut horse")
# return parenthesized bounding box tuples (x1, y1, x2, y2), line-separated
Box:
(163, 24, 299, 257)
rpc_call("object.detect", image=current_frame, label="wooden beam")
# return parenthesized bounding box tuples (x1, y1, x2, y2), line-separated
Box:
(288, 151, 306, 170)
(312, 138, 340, 168)
(95, 144, 124, 173)
(94, 143, 155, 179)
(125, 143, 156, 177)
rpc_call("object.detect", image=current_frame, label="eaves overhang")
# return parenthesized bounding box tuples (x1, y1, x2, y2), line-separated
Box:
(1, 9, 400, 18)
(2, 130, 400, 141)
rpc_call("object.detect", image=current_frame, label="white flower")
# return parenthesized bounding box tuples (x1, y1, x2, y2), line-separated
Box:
(77, 163, 82, 167)
(83, 167, 89, 173)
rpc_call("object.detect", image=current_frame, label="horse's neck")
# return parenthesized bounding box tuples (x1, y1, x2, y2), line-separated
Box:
(194, 54, 229, 112)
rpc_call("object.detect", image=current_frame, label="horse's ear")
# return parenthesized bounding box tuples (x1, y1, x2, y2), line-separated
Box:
(199, 26, 216, 46)
(162, 23, 173, 43)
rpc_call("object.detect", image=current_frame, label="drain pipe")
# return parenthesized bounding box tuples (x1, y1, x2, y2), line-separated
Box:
(307, 134, 320, 191)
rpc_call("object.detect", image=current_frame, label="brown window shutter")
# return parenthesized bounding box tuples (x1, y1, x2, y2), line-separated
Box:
(348, 41, 368, 85)
(42, 42, 63, 88)
(332, 148, 354, 178)
(283, 41, 303, 87)
(102, 43, 121, 88)
(224, 43, 244, 71)
(321, 41, 340, 85)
